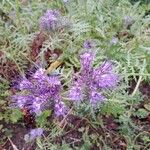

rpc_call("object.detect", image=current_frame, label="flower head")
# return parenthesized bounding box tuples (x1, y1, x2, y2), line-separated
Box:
(39, 9, 70, 31)
(12, 68, 67, 117)
(69, 85, 83, 102)
(93, 61, 118, 88)
(55, 101, 68, 116)
(80, 51, 95, 71)
(89, 90, 105, 108)
(40, 9, 60, 31)
(69, 49, 118, 109)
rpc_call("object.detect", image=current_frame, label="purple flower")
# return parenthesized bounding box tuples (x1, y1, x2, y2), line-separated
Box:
(24, 128, 43, 142)
(80, 51, 95, 71)
(89, 90, 105, 108)
(31, 97, 43, 115)
(69, 85, 83, 102)
(39, 9, 70, 31)
(55, 101, 68, 116)
(12, 68, 67, 117)
(93, 61, 118, 88)
(40, 9, 61, 31)
(12, 95, 33, 109)
(69, 50, 118, 108)
(123, 16, 134, 28)
(83, 40, 96, 49)
(19, 78, 33, 90)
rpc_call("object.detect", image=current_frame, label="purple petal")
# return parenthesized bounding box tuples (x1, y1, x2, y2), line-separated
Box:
(39, 9, 61, 31)
(55, 101, 67, 116)
(93, 61, 118, 88)
(69, 85, 83, 102)
(89, 90, 105, 107)
(93, 72, 118, 88)
(12, 95, 34, 108)
(80, 51, 95, 70)
(110, 37, 118, 45)
(19, 78, 33, 91)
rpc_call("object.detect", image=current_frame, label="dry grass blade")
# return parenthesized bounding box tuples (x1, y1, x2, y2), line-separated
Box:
(46, 60, 62, 74)
(8, 138, 19, 150)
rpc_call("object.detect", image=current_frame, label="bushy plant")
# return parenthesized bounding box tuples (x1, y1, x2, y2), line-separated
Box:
(0, 0, 150, 149)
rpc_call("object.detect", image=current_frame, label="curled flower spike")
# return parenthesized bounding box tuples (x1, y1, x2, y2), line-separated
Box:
(12, 68, 67, 117)
(93, 61, 118, 88)
(89, 90, 105, 107)
(69, 49, 119, 109)
(40, 9, 61, 31)
(69, 85, 83, 102)
(80, 51, 95, 71)
(55, 101, 68, 116)
(39, 9, 70, 31)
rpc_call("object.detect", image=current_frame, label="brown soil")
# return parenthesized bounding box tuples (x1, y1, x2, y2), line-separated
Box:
(0, 59, 19, 82)
(0, 123, 36, 150)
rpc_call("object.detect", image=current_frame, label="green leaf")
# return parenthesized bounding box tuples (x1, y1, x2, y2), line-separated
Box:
(36, 110, 52, 127)
(135, 108, 149, 119)
(10, 109, 23, 123)
(101, 101, 126, 117)
(0, 112, 4, 120)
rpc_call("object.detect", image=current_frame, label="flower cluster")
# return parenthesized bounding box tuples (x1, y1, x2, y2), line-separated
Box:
(12, 68, 67, 117)
(39, 9, 69, 31)
(69, 50, 118, 108)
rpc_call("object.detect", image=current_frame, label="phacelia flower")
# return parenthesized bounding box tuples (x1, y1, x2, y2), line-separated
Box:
(69, 85, 83, 102)
(12, 68, 67, 117)
(55, 101, 68, 116)
(83, 40, 96, 49)
(24, 128, 43, 142)
(89, 90, 105, 107)
(80, 51, 95, 71)
(69, 49, 118, 109)
(39, 9, 69, 31)
(40, 9, 60, 31)
(123, 16, 134, 29)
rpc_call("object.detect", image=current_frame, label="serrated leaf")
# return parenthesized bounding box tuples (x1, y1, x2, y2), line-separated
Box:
(135, 108, 149, 119)
(101, 101, 125, 117)
(10, 109, 23, 123)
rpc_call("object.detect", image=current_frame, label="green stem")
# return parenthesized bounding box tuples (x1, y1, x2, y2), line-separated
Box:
(131, 59, 146, 96)
(15, 0, 21, 27)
